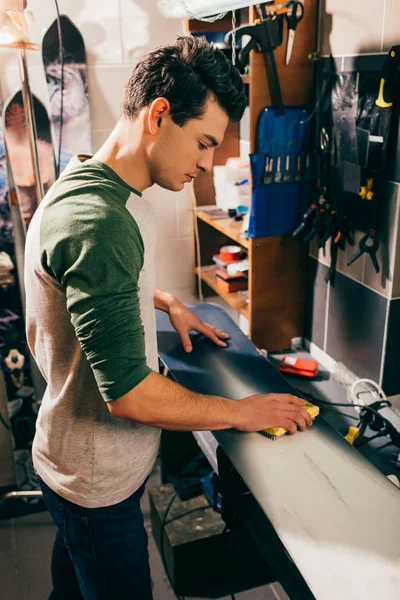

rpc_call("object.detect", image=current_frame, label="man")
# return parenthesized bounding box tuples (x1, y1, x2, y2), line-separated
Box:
(25, 36, 312, 600)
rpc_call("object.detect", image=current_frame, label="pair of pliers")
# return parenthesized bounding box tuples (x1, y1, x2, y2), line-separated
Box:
(347, 229, 380, 273)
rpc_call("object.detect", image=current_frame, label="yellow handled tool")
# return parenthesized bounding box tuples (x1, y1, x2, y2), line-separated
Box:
(376, 45, 400, 109)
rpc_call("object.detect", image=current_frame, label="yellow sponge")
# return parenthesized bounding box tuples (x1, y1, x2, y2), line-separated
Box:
(261, 401, 320, 440)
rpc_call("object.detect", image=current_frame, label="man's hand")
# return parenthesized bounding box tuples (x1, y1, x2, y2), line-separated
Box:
(168, 297, 229, 352)
(235, 394, 313, 434)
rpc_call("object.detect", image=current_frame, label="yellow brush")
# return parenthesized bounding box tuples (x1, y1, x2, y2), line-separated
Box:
(261, 401, 320, 440)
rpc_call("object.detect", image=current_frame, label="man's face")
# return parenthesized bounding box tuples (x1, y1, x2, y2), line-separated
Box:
(147, 97, 229, 192)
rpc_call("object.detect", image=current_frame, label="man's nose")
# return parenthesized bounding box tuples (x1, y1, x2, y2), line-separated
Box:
(197, 157, 213, 174)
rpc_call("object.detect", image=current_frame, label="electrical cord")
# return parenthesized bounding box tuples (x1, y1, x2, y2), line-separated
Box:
(299, 390, 397, 451)
(299, 390, 392, 415)
(350, 378, 387, 412)
(54, 0, 64, 178)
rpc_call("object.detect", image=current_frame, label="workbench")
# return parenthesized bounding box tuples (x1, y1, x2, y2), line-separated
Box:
(156, 303, 400, 600)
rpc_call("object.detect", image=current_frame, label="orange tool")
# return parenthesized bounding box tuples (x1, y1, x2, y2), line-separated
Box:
(279, 356, 318, 377)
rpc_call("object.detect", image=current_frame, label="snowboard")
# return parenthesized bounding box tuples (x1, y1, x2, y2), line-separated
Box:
(42, 14, 92, 176)
(0, 85, 42, 505)
(3, 90, 56, 231)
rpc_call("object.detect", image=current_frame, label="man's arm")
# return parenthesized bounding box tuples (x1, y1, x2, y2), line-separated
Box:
(154, 289, 175, 312)
(108, 370, 313, 434)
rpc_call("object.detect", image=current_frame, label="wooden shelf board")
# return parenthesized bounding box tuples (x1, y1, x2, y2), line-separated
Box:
(195, 265, 249, 320)
(196, 210, 249, 249)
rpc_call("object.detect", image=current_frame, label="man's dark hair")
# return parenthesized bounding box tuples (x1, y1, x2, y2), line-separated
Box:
(121, 35, 246, 126)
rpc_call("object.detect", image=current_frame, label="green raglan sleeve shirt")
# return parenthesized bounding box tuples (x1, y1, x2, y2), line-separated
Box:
(40, 185, 152, 402)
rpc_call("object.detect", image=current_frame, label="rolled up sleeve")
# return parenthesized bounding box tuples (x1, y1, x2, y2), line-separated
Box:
(45, 198, 151, 402)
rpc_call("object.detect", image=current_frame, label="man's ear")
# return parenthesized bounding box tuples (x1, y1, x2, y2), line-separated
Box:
(148, 98, 170, 136)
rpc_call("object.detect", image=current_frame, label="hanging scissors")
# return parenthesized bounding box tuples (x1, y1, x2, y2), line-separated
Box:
(285, 1, 304, 65)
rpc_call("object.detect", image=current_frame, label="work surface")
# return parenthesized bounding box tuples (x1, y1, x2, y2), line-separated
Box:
(156, 303, 400, 600)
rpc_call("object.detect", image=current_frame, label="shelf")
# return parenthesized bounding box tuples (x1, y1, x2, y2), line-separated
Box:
(195, 265, 249, 320)
(196, 210, 249, 249)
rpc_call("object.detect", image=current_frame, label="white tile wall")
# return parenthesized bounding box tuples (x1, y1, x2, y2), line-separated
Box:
(87, 64, 133, 130)
(91, 129, 112, 152)
(155, 237, 194, 291)
(321, 0, 387, 55)
(382, 0, 400, 52)
(143, 185, 179, 241)
(0, 0, 193, 301)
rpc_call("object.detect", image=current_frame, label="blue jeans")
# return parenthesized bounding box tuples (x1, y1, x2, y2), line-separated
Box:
(38, 476, 153, 600)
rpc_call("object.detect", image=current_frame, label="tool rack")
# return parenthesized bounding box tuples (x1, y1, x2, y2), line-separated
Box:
(187, 4, 318, 350)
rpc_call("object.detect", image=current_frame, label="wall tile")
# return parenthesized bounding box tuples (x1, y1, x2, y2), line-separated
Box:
(120, 0, 184, 63)
(382, 0, 400, 52)
(155, 237, 194, 291)
(304, 258, 328, 350)
(309, 236, 331, 267)
(326, 271, 387, 381)
(23, 1, 124, 66)
(389, 182, 400, 299)
(176, 188, 193, 238)
(393, 235, 400, 300)
(321, 0, 385, 55)
(168, 288, 198, 305)
(120, 17, 183, 64)
(79, 18, 124, 65)
(87, 65, 134, 130)
(336, 230, 365, 283)
(91, 129, 111, 152)
(343, 54, 386, 73)
(0, 64, 50, 112)
(363, 181, 400, 297)
(120, 0, 186, 23)
(143, 185, 178, 241)
(382, 298, 400, 395)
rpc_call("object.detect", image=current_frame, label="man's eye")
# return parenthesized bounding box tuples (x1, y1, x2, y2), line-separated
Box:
(199, 142, 208, 151)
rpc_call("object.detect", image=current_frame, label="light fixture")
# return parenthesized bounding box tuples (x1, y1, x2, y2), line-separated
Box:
(157, 0, 265, 20)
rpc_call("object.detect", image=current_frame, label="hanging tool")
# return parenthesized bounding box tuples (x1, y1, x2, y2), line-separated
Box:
(347, 229, 380, 274)
(346, 47, 400, 271)
(285, 1, 304, 65)
(318, 209, 337, 249)
(225, 3, 285, 114)
(294, 126, 330, 242)
(324, 228, 344, 286)
(292, 203, 317, 238)
(376, 45, 400, 108)
(359, 177, 374, 200)
(303, 200, 328, 242)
